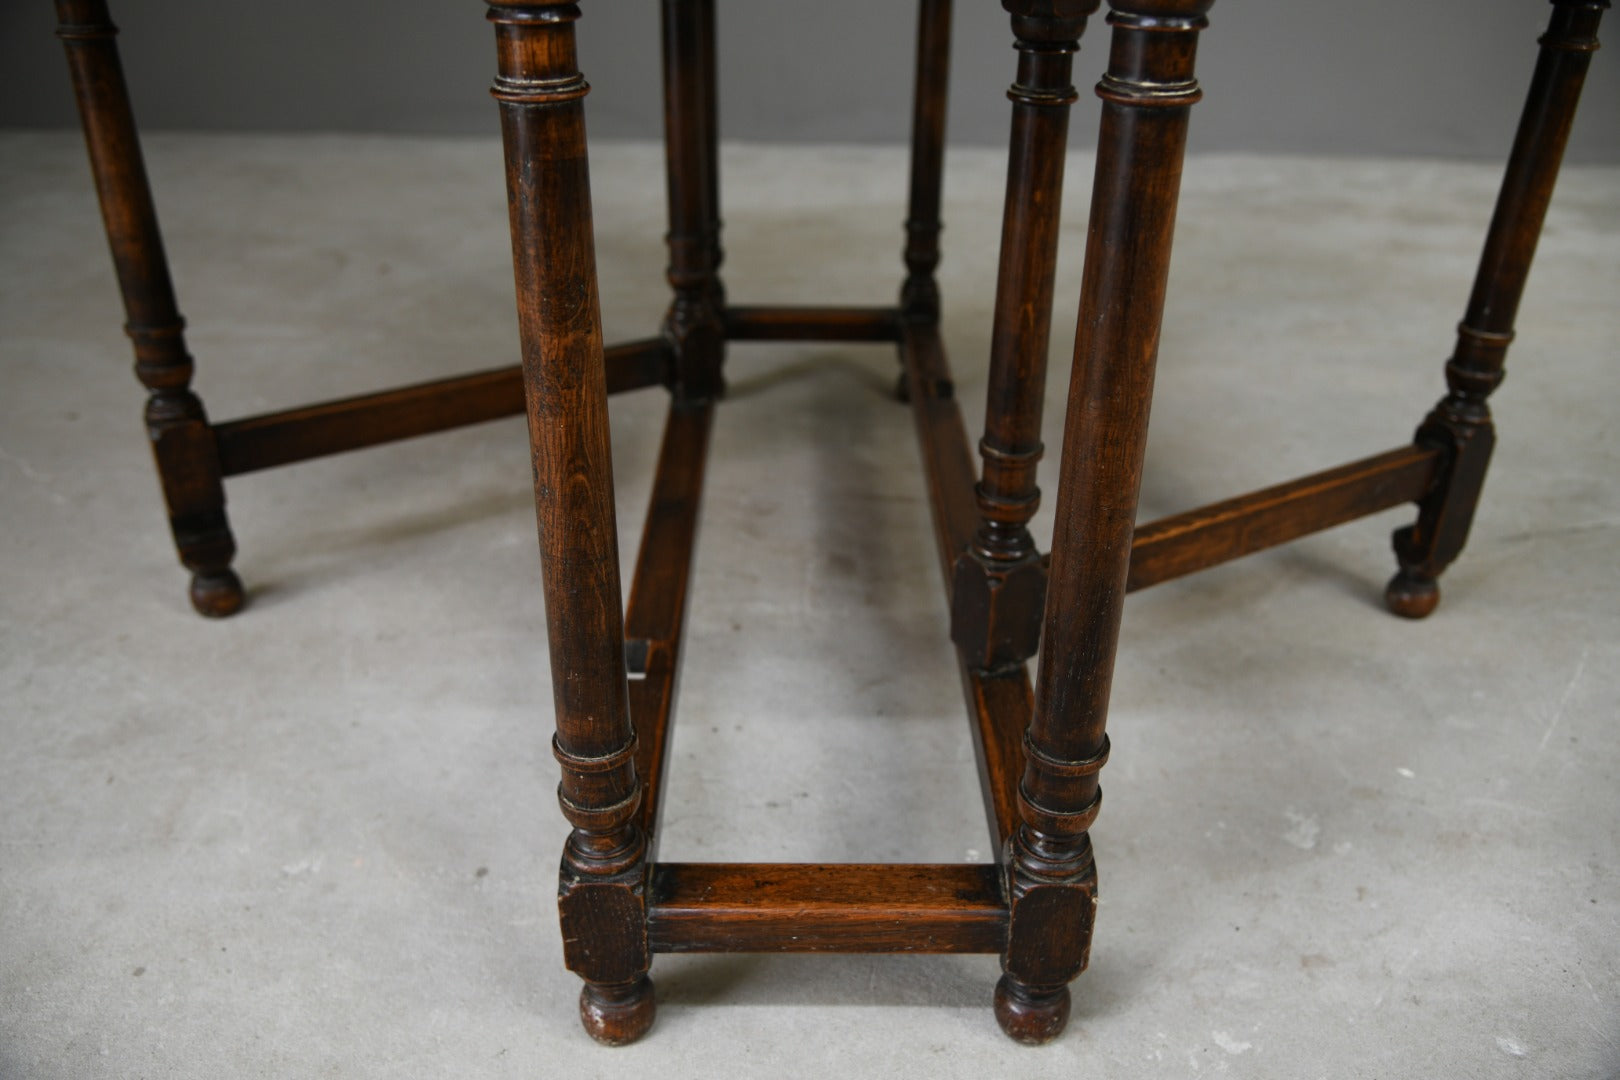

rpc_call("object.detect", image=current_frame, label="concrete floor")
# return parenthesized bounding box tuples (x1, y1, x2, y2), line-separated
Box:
(1, 131, 1617, 1078)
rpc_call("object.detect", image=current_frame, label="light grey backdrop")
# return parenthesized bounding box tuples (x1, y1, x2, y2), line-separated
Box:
(3, 2, 1616, 162)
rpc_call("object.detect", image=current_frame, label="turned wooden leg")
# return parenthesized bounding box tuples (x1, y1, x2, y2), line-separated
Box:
(997, 0, 1210, 1045)
(899, 0, 953, 332)
(487, 2, 653, 1046)
(895, 0, 952, 404)
(57, 0, 243, 617)
(698, 0, 724, 314)
(1387, 0, 1607, 619)
(951, 2, 1093, 673)
(662, 0, 726, 401)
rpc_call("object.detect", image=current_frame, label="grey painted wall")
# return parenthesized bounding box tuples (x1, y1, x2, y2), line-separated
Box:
(4, 2, 1616, 162)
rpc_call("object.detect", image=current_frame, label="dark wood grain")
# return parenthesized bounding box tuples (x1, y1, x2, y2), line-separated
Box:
(902, 323, 978, 578)
(1002, 0, 1212, 1044)
(624, 401, 713, 859)
(57, 0, 242, 616)
(64, 0, 1606, 1048)
(1127, 445, 1442, 592)
(213, 340, 668, 476)
(899, 323, 1029, 853)
(951, 4, 1094, 673)
(961, 665, 1034, 851)
(489, 0, 653, 1046)
(898, 324, 1030, 854)
(648, 863, 1007, 954)
(1388, 0, 1608, 618)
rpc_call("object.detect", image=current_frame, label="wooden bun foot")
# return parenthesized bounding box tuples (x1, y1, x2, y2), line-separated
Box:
(994, 975, 1070, 1045)
(1385, 570, 1440, 620)
(189, 569, 245, 618)
(579, 976, 655, 1046)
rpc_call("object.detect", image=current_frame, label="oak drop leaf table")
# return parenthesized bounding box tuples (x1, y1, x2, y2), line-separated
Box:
(59, 0, 1606, 1046)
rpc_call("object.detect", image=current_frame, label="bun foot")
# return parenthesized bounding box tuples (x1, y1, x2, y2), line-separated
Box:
(189, 569, 245, 618)
(1385, 570, 1440, 620)
(579, 976, 655, 1046)
(994, 975, 1070, 1045)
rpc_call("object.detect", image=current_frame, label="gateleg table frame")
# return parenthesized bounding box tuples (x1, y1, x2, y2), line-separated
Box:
(59, 0, 1606, 1046)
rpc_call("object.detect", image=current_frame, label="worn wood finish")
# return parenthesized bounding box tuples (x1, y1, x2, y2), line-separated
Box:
(661, 0, 726, 401)
(1000, 0, 1212, 1044)
(961, 666, 1035, 851)
(902, 324, 979, 576)
(648, 863, 1007, 954)
(1388, 0, 1607, 618)
(724, 305, 905, 343)
(488, 0, 653, 1047)
(624, 401, 713, 857)
(213, 339, 669, 477)
(57, 0, 242, 617)
(66, 0, 1604, 1048)
(1128, 445, 1442, 592)
(952, 2, 1097, 674)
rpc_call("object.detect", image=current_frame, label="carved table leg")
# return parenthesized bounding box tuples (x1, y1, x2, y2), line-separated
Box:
(57, 0, 243, 617)
(898, 0, 954, 357)
(487, 2, 653, 1045)
(662, 0, 726, 401)
(997, 0, 1211, 1044)
(1386, 0, 1608, 618)
(951, 1, 1095, 674)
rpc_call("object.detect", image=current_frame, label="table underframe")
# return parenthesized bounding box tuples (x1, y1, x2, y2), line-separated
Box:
(59, 0, 1607, 1046)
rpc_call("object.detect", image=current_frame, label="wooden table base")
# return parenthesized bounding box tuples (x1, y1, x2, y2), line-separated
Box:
(61, 0, 1606, 1047)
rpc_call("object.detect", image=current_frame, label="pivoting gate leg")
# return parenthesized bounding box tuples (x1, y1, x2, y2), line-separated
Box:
(894, 0, 954, 403)
(1386, 0, 1608, 618)
(952, 1, 1094, 674)
(661, 0, 726, 401)
(57, 0, 244, 617)
(901, 0, 953, 328)
(488, 1, 654, 1046)
(997, 0, 1211, 1044)
(480, 0, 1604, 1050)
